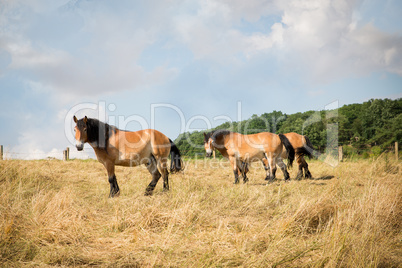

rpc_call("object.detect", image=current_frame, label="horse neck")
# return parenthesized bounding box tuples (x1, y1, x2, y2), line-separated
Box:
(213, 138, 229, 158)
(87, 120, 109, 150)
(216, 147, 229, 158)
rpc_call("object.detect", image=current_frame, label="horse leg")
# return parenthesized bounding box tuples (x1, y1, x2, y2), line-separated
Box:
(301, 157, 312, 179)
(241, 162, 249, 183)
(295, 154, 303, 180)
(238, 161, 248, 183)
(144, 155, 162, 196)
(262, 158, 270, 181)
(105, 162, 120, 198)
(158, 156, 170, 192)
(229, 157, 239, 184)
(265, 153, 277, 182)
(277, 158, 290, 181)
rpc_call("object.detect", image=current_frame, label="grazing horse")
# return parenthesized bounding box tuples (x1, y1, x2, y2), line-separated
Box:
(73, 116, 183, 197)
(203, 130, 295, 184)
(280, 132, 315, 179)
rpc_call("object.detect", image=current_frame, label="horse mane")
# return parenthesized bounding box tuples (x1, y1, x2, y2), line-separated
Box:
(206, 129, 232, 147)
(79, 118, 117, 150)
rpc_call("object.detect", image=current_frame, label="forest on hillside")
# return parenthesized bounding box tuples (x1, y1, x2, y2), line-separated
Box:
(174, 98, 402, 158)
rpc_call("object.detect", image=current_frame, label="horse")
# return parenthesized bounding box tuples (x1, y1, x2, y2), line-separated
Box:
(203, 130, 295, 184)
(280, 132, 315, 179)
(73, 116, 183, 197)
(235, 132, 316, 180)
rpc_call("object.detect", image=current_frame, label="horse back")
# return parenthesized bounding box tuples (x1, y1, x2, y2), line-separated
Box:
(284, 132, 305, 149)
(254, 132, 282, 153)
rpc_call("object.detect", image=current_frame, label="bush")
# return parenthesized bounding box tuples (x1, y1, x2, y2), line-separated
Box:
(371, 146, 382, 157)
(362, 151, 370, 159)
(343, 146, 358, 158)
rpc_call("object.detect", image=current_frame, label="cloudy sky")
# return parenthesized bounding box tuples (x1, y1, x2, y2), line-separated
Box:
(1, 0, 401, 159)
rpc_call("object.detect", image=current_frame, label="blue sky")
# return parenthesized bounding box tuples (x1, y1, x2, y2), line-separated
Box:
(0, 0, 401, 159)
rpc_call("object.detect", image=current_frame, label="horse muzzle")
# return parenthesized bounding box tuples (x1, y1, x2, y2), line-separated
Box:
(206, 152, 212, 158)
(76, 141, 84, 151)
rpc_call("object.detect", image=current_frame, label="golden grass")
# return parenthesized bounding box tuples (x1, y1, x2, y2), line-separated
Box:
(0, 156, 401, 267)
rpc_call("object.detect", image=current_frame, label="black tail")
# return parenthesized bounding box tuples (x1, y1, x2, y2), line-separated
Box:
(296, 136, 316, 159)
(169, 139, 183, 173)
(278, 134, 295, 168)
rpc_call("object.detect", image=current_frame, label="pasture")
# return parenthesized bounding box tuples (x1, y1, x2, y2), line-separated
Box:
(1, 157, 401, 267)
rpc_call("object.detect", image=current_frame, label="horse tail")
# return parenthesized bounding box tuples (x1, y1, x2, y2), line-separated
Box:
(169, 139, 183, 173)
(278, 134, 295, 168)
(295, 135, 316, 159)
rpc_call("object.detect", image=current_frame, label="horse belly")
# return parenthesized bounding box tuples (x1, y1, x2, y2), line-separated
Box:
(121, 150, 152, 167)
(114, 159, 135, 167)
(239, 150, 264, 163)
(115, 151, 151, 167)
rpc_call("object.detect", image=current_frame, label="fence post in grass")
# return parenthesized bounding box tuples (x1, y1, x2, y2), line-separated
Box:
(338, 146, 343, 162)
(396, 142, 399, 161)
(0, 145, 3, 160)
(213, 149, 216, 159)
(66, 147, 70, 161)
(63, 150, 67, 161)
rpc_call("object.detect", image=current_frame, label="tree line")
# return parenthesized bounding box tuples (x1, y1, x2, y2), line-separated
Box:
(174, 98, 402, 158)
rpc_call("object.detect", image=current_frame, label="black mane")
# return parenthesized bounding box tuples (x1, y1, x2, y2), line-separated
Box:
(205, 129, 232, 146)
(77, 118, 117, 150)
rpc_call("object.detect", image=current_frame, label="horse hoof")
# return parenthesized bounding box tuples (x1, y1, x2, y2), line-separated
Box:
(144, 190, 153, 196)
(109, 191, 120, 198)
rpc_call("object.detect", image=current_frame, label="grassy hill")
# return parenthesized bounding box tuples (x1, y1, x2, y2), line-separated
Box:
(1, 156, 401, 267)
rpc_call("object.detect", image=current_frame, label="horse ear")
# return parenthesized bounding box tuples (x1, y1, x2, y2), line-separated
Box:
(203, 132, 206, 137)
(84, 116, 88, 124)
(73, 115, 77, 123)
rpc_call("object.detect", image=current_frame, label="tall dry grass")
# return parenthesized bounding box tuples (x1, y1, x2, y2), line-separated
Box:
(0, 156, 400, 267)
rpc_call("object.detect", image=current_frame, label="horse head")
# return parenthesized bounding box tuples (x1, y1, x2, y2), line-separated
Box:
(73, 115, 88, 151)
(203, 132, 214, 158)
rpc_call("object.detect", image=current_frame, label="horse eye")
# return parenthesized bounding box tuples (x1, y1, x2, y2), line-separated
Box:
(83, 128, 87, 132)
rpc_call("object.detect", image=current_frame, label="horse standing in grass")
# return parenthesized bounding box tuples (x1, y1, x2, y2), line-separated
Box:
(281, 132, 315, 180)
(73, 116, 183, 197)
(203, 130, 294, 184)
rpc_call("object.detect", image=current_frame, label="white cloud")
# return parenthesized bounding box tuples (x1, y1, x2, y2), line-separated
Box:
(3, 0, 399, 96)
(264, 0, 402, 82)
(0, 0, 179, 99)
(172, 0, 401, 81)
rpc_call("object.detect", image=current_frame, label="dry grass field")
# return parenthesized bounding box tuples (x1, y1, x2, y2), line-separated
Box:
(0, 156, 401, 267)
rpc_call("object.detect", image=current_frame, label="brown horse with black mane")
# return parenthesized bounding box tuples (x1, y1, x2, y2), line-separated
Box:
(203, 130, 295, 184)
(73, 116, 183, 197)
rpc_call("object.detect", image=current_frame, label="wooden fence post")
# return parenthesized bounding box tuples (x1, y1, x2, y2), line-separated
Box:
(338, 146, 343, 162)
(0, 145, 3, 160)
(63, 150, 67, 161)
(396, 142, 399, 161)
(66, 147, 70, 161)
(213, 149, 216, 159)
